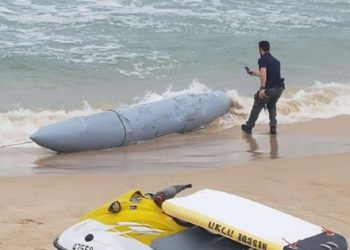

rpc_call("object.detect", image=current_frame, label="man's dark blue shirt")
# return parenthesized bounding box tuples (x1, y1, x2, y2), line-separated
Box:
(258, 52, 282, 89)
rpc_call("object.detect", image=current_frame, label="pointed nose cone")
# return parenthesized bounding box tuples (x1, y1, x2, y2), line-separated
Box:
(30, 123, 74, 153)
(30, 111, 126, 153)
(30, 128, 50, 149)
(30, 117, 90, 153)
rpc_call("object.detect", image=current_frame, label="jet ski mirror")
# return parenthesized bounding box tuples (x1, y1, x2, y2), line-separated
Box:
(108, 200, 121, 213)
(153, 184, 192, 207)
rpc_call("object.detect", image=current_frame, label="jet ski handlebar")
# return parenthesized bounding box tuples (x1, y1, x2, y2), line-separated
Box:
(153, 184, 192, 207)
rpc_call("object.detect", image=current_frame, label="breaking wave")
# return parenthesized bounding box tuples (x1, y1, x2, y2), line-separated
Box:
(217, 81, 350, 129)
(1, 81, 349, 147)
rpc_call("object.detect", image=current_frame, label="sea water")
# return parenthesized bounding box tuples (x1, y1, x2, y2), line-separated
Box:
(1, 0, 350, 145)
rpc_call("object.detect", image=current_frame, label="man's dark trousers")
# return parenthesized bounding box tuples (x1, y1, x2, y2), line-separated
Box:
(246, 87, 284, 129)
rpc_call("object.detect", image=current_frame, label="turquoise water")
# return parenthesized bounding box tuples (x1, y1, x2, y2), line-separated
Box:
(1, 0, 350, 110)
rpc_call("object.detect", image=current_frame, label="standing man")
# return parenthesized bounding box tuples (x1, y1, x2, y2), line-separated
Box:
(242, 41, 284, 134)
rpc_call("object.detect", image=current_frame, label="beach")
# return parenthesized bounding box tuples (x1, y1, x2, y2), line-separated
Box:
(0, 115, 349, 249)
(1, 1, 350, 249)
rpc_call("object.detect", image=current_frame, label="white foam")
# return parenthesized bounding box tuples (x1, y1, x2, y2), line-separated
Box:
(0, 0, 345, 67)
(0, 102, 100, 148)
(132, 80, 212, 105)
(1, 82, 350, 148)
(0, 6, 15, 13)
(216, 81, 350, 129)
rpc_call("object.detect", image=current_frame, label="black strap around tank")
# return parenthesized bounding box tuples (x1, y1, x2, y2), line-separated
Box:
(108, 110, 127, 146)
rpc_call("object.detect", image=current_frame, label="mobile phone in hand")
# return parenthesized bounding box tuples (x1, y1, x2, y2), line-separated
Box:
(245, 66, 252, 75)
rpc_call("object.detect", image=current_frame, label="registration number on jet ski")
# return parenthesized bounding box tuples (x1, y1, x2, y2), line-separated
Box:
(72, 243, 93, 250)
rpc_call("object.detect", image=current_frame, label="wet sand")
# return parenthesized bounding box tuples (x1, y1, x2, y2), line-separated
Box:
(0, 116, 349, 249)
(0, 116, 350, 176)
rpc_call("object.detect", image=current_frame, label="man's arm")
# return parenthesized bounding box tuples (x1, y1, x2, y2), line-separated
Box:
(259, 67, 267, 88)
(247, 68, 266, 86)
(248, 70, 260, 77)
(258, 67, 267, 99)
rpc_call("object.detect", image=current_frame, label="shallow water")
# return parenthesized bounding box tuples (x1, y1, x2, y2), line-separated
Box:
(1, 0, 350, 110)
(1, 127, 349, 176)
(1, 0, 350, 165)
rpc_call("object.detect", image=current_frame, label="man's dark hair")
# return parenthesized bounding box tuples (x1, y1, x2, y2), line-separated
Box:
(259, 41, 270, 52)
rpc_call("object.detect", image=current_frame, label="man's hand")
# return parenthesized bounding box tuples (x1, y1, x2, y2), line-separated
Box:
(248, 70, 259, 77)
(258, 89, 267, 99)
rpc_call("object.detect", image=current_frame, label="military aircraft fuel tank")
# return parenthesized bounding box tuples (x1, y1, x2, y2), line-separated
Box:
(30, 92, 231, 153)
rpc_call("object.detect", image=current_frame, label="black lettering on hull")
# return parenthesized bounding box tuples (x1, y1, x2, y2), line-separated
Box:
(237, 233, 269, 250)
(207, 221, 234, 238)
(208, 222, 270, 250)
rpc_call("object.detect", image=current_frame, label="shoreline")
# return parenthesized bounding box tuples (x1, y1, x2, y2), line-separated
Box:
(0, 116, 349, 249)
(0, 115, 349, 176)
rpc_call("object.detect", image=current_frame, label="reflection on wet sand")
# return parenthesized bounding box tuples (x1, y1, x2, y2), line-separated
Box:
(270, 135, 279, 159)
(242, 134, 279, 160)
(33, 131, 248, 175)
(1, 124, 349, 176)
(34, 130, 284, 174)
(33, 128, 348, 175)
(33, 128, 347, 175)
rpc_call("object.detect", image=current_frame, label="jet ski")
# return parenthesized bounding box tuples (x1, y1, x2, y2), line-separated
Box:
(54, 184, 248, 250)
(54, 185, 348, 250)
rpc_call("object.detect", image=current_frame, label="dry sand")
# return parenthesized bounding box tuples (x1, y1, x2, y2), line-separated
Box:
(0, 116, 349, 249)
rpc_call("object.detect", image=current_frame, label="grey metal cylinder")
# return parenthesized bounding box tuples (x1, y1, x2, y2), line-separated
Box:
(30, 92, 231, 153)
